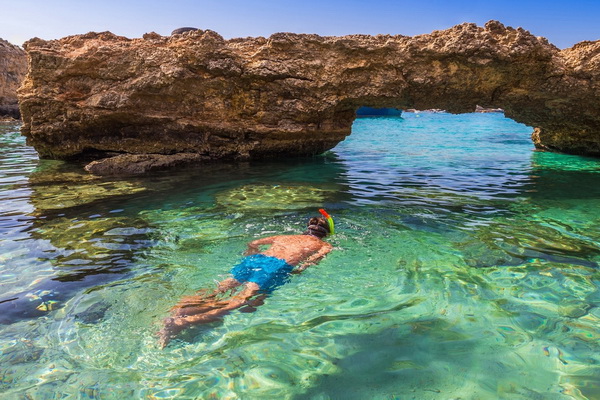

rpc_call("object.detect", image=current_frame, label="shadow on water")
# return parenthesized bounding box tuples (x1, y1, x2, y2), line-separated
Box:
(452, 151, 600, 270)
(0, 267, 126, 324)
(527, 151, 600, 200)
(294, 321, 476, 400)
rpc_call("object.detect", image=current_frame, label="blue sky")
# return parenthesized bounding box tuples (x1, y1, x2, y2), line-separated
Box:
(2, 0, 598, 49)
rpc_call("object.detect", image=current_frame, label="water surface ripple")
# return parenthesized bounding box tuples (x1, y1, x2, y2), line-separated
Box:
(0, 113, 599, 399)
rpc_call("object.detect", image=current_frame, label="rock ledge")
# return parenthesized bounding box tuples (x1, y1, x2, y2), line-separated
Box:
(17, 21, 600, 173)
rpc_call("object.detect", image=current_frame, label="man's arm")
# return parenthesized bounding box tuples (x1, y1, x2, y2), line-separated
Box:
(293, 243, 333, 273)
(244, 236, 276, 255)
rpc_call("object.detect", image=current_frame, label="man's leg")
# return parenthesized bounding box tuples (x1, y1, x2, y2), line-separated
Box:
(215, 277, 243, 293)
(159, 282, 260, 347)
(169, 277, 244, 318)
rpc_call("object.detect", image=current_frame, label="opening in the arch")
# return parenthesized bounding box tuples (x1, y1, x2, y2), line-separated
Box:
(355, 106, 403, 118)
(332, 108, 535, 206)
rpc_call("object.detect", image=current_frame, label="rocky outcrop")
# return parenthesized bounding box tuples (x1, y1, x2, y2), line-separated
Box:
(0, 39, 27, 119)
(84, 152, 208, 175)
(475, 105, 503, 113)
(17, 21, 600, 173)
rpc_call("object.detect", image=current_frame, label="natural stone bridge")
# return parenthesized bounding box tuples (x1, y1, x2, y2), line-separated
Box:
(18, 21, 600, 174)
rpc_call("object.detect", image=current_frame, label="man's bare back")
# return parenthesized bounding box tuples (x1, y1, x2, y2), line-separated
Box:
(158, 216, 334, 347)
(246, 234, 332, 268)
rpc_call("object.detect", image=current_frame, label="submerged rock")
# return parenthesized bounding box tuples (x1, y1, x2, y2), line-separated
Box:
(84, 152, 208, 175)
(0, 38, 26, 119)
(28, 161, 147, 210)
(16, 21, 600, 173)
(215, 183, 337, 210)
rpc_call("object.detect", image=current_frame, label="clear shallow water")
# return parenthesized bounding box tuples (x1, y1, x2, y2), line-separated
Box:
(0, 113, 599, 399)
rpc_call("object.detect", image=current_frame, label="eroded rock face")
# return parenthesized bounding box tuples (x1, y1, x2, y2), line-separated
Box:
(0, 39, 27, 119)
(17, 21, 600, 172)
(84, 152, 208, 175)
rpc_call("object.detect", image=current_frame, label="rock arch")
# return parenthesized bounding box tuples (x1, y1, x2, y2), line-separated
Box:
(18, 21, 600, 173)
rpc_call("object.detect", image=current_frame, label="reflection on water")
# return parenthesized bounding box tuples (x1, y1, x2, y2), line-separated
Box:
(0, 113, 599, 399)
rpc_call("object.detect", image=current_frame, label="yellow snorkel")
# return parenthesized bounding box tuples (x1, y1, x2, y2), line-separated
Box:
(319, 208, 335, 235)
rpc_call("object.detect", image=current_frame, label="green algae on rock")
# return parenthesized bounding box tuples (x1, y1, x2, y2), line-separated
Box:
(215, 183, 336, 210)
(28, 161, 147, 211)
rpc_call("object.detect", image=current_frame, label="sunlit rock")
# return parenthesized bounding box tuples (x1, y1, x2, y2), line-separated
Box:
(17, 21, 600, 174)
(0, 38, 26, 119)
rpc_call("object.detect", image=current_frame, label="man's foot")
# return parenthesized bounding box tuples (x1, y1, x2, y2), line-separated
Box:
(157, 317, 188, 348)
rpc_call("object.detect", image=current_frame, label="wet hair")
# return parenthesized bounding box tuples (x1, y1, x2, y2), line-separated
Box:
(304, 217, 330, 239)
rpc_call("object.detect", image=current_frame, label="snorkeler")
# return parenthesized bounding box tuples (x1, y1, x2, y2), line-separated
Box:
(158, 212, 334, 347)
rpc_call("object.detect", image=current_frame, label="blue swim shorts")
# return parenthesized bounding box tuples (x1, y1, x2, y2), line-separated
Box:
(230, 254, 294, 293)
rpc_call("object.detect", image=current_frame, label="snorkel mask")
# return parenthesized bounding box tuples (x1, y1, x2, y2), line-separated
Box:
(319, 209, 335, 235)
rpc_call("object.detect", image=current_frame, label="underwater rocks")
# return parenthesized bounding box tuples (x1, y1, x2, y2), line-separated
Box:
(215, 183, 338, 210)
(17, 21, 600, 173)
(84, 152, 208, 175)
(28, 161, 147, 210)
(0, 38, 26, 119)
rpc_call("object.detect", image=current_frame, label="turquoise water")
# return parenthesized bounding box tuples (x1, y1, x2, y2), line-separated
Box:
(1, 112, 599, 399)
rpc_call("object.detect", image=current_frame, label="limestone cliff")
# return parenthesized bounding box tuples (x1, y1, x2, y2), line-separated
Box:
(17, 21, 600, 173)
(0, 39, 27, 119)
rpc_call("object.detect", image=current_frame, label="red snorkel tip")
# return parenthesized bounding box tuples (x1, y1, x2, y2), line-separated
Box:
(318, 209, 335, 235)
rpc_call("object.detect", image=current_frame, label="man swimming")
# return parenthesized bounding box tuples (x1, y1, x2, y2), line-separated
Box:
(158, 216, 333, 347)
